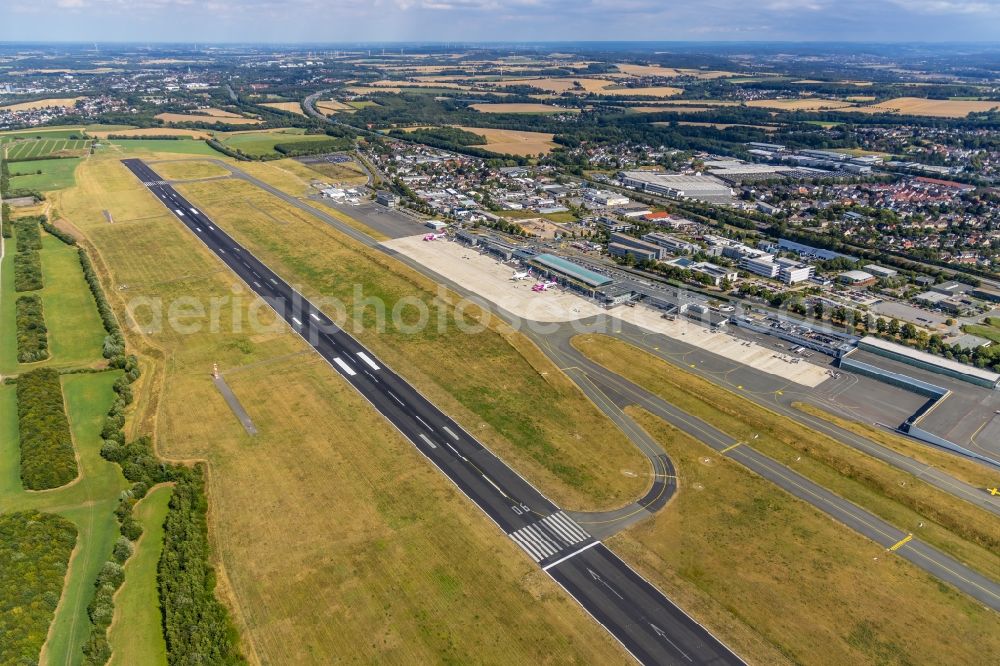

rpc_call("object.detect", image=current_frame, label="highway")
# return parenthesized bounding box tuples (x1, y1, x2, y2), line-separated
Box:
(122, 158, 745, 666)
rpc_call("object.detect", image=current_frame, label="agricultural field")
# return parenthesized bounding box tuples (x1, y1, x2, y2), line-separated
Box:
(470, 103, 578, 114)
(154, 112, 261, 125)
(843, 97, 1000, 117)
(0, 97, 85, 112)
(55, 153, 634, 664)
(9, 157, 82, 191)
(614, 64, 741, 79)
(367, 79, 466, 89)
(672, 121, 780, 132)
(453, 126, 557, 156)
(315, 100, 354, 114)
(746, 98, 857, 111)
(105, 138, 222, 156)
(151, 159, 231, 181)
(0, 127, 87, 143)
(492, 77, 614, 94)
(4, 138, 90, 160)
(220, 129, 332, 157)
(259, 101, 306, 116)
(347, 100, 379, 109)
(602, 86, 684, 97)
(87, 127, 211, 139)
(628, 106, 714, 113)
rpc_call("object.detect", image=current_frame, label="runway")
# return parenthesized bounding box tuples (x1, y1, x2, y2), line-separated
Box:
(122, 158, 744, 665)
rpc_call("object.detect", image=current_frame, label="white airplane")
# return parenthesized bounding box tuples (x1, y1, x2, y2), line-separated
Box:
(422, 233, 447, 241)
(511, 271, 530, 281)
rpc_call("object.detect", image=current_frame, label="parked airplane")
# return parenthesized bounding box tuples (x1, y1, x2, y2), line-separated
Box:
(422, 233, 447, 241)
(511, 271, 530, 281)
(532, 281, 557, 292)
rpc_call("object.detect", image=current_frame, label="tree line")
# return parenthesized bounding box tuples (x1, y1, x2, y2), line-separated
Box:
(16, 367, 78, 490)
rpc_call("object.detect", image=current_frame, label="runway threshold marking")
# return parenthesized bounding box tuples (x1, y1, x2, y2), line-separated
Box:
(720, 442, 742, 454)
(542, 540, 600, 571)
(332, 357, 356, 376)
(889, 534, 913, 552)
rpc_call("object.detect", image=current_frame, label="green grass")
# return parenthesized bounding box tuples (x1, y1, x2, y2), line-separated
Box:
(961, 320, 1000, 344)
(221, 130, 333, 158)
(107, 139, 221, 156)
(347, 100, 379, 109)
(1, 233, 107, 375)
(84, 124, 138, 133)
(9, 157, 82, 191)
(0, 371, 129, 665)
(108, 484, 172, 666)
(801, 120, 845, 127)
(5, 139, 89, 160)
(0, 128, 86, 144)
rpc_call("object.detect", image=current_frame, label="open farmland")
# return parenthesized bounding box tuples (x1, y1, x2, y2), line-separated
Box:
(602, 86, 684, 97)
(220, 129, 333, 157)
(154, 112, 261, 125)
(492, 77, 615, 94)
(628, 106, 714, 113)
(54, 153, 633, 664)
(454, 126, 557, 155)
(0, 97, 85, 112)
(746, 98, 857, 111)
(259, 101, 307, 116)
(4, 138, 90, 160)
(614, 64, 741, 79)
(87, 127, 211, 139)
(470, 103, 578, 114)
(315, 100, 353, 114)
(843, 97, 1000, 117)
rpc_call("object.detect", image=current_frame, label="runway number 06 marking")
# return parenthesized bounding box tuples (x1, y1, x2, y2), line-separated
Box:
(511, 502, 531, 515)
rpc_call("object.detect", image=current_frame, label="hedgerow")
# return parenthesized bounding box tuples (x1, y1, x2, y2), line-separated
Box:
(16, 294, 49, 363)
(14, 217, 42, 252)
(14, 250, 43, 291)
(16, 367, 78, 490)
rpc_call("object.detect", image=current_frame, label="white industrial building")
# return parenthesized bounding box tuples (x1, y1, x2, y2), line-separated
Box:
(618, 171, 734, 204)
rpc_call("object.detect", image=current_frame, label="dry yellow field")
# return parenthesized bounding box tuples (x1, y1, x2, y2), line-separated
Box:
(470, 103, 578, 114)
(846, 95, 877, 102)
(346, 86, 404, 94)
(259, 101, 306, 116)
(0, 97, 85, 111)
(671, 121, 779, 132)
(454, 126, 557, 155)
(88, 127, 211, 139)
(843, 97, 1000, 117)
(149, 160, 232, 181)
(55, 151, 635, 664)
(604, 86, 683, 98)
(198, 107, 245, 118)
(746, 99, 857, 111)
(154, 112, 261, 125)
(315, 100, 353, 114)
(629, 106, 713, 113)
(369, 79, 466, 89)
(493, 77, 614, 94)
(615, 64, 740, 79)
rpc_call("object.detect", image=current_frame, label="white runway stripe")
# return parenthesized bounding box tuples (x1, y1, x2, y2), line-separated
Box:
(508, 512, 591, 564)
(332, 357, 356, 376)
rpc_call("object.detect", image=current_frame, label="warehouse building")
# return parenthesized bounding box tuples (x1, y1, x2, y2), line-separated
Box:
(856, 336, 1000, 389)
(609, 232, 665, 260)
(839, 270, 877, 287)
(618, 171, 734, 204)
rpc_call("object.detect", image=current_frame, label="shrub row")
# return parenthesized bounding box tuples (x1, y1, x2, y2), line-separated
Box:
(16, 367, 78, 490)
(41, 217, 77, 246)
(0, 511, 78, 665)
(75, 245, 243, 665)
(14, 217, 42, 252)
(1, 203, 11, 238)
(16, 294, 49, 363)
(14, 250, 43, 292)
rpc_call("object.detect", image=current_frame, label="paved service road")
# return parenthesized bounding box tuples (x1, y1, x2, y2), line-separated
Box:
(122, 158, 745, 666)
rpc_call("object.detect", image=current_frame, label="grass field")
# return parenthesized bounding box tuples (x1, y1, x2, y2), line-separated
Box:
(106, 138, 222, 156)
(107, 484, 172, 666)
(9, 157, 82, 191)
(843, 97, 1000, 117)
(154, 112, 261, 126)
(56, 152, 633, 664)
(573, 335, 1000, 581)
(0, 371, 129, 665)
(453, 126, 557, 155)
(614, 64, 740, 79)
(315, 100, 353, 114)
(0, 97, 84, 112)
(88, 128, 211, 139)
(259, 101, 306, 116)
(609, 408, 1000, 665)
(4, 138, 90, 161)
(961, 317, 1000, 344)
(300, 159, 368, 185)
(469, 103, 578, 114)
(0, 127, 86, 143)
(220, 129, 330, 158)
(1, 233, 107, 375)
(151, 159, 232, 181)
(603, 86, 684, 98)
(493, 77, 614, 94)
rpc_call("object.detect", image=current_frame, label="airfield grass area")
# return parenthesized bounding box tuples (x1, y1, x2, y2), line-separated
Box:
(105, 138, 221, 156)
(0, 371, 129, 665)
(107, 483, 173, 666)
(610, 408, 1000, 666)
(150, 159, 231, 181)
(572, 335, 1000, 579)
(219, 128, 330, 158)
(53, 151, 635, 663)
(9, 157, 82, 191)
(0, 233, 107, 375)
(300, 159, 368, 185)
(175, 176, 648, 511)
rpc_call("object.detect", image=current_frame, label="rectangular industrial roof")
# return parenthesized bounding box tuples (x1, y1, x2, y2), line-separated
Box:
(531, 254, 613, 288)
(858, 335, 1000, 384)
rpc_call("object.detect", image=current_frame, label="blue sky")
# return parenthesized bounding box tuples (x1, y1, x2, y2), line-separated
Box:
(3, 0, 1000, 43)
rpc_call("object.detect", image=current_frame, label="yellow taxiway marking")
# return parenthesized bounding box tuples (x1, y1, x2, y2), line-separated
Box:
(720, 442, 742, 454)
(889, 534, 913, 551)
(776, 390, 783, 396)
(989, 487, 999, 496)
(737, 385, 743, 390)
